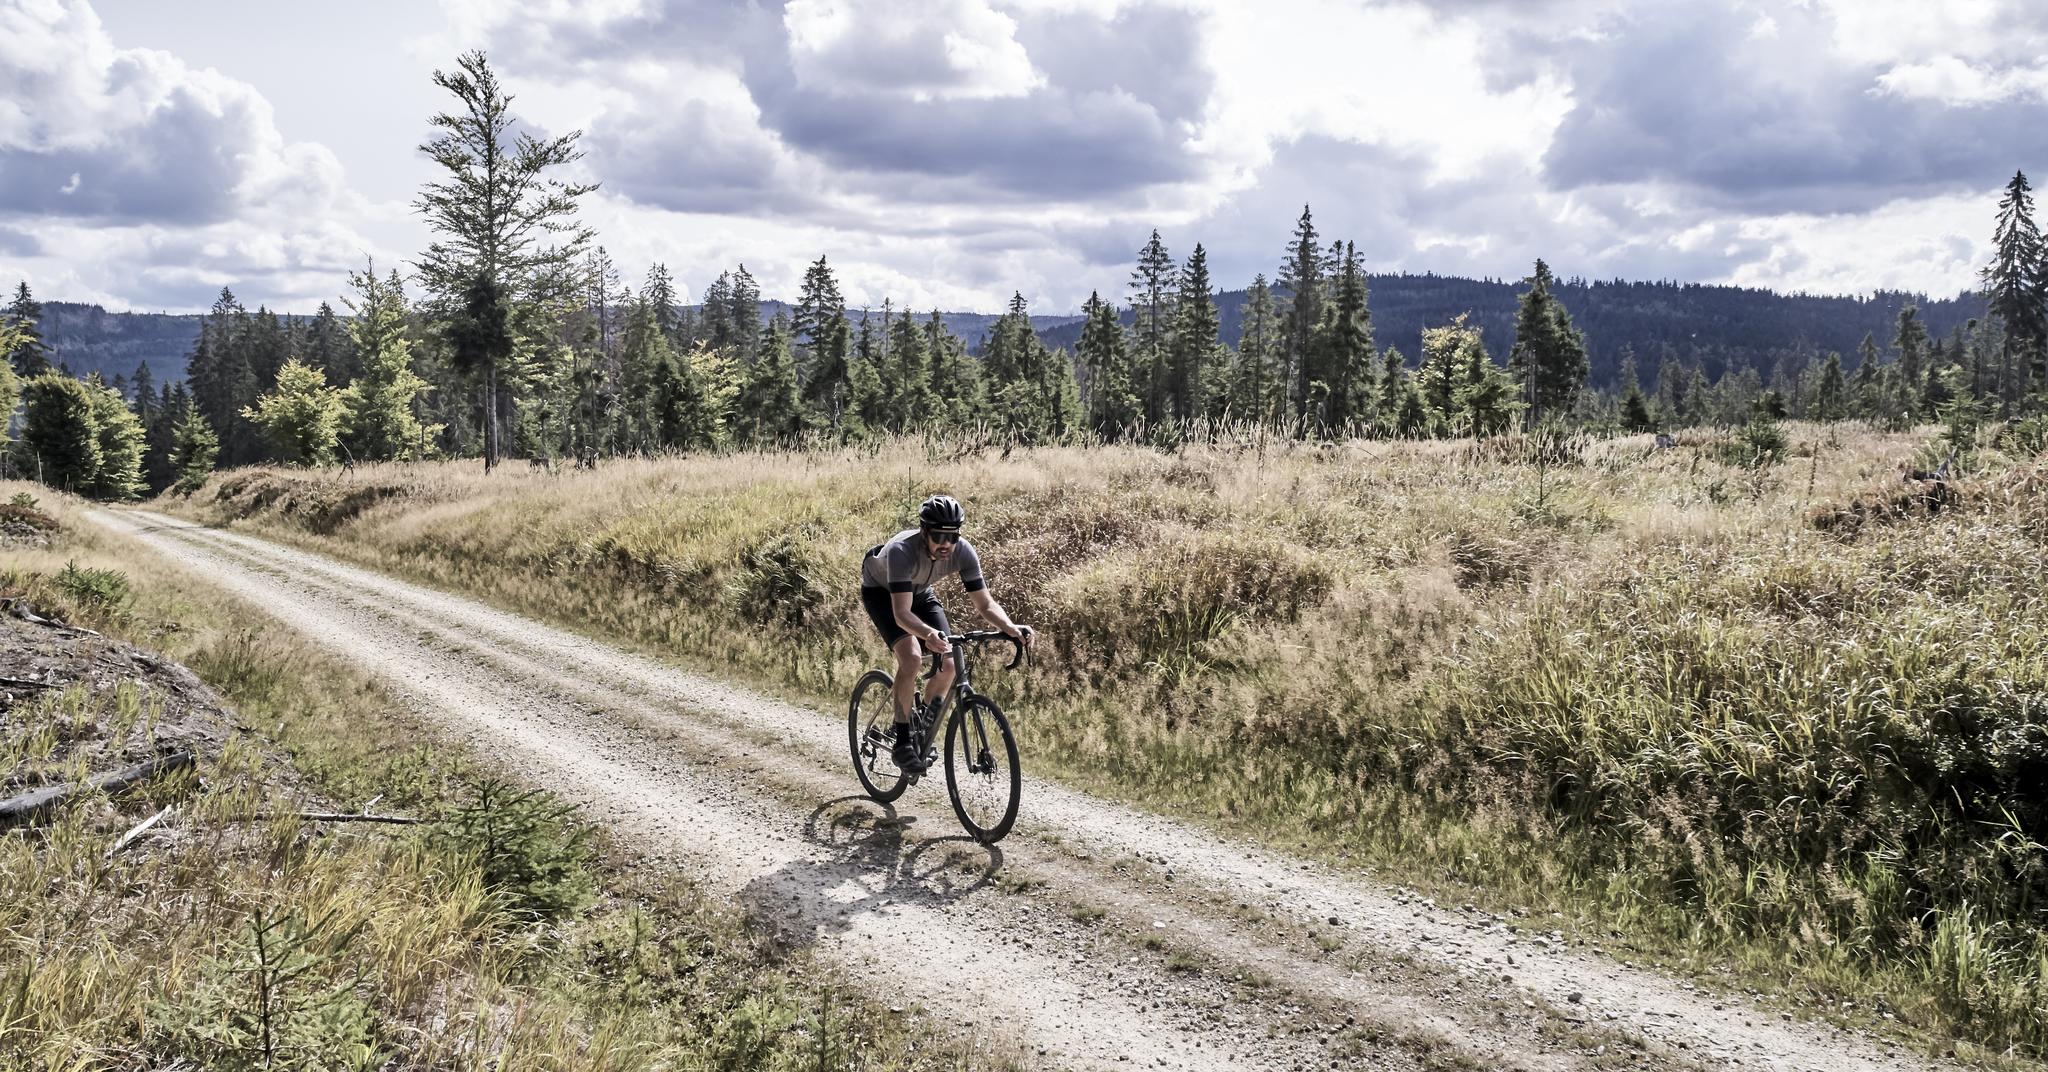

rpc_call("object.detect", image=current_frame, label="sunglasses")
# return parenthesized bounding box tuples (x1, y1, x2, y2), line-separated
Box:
(926, 531, 961, 547)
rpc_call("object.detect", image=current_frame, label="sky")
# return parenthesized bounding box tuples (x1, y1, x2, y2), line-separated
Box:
(3, 0, 2046, 316)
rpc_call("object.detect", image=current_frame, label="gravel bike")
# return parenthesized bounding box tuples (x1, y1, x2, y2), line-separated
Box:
(848, 629, 1026, 844)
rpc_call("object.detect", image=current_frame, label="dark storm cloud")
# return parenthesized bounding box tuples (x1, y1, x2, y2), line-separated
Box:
(0, 225, 43, 257)
(582, 99, 822, 216)
(1539, 4, 2048, 213)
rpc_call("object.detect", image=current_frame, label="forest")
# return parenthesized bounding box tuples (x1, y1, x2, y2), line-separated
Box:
(1, 49, 2045, 499)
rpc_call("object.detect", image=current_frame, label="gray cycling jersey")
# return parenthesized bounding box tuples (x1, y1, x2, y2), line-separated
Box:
(859, 529, 985, 593)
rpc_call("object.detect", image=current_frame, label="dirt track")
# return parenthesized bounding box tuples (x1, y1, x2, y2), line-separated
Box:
(91, 507, 1952, 1072)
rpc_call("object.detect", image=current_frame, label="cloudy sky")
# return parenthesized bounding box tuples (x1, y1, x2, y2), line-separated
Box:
(3, 0, 2045, 315)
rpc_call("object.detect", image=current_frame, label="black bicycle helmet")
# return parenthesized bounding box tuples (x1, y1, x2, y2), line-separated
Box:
(918, 494, 965, 532)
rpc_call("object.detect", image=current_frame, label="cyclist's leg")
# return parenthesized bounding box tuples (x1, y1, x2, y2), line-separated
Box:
(912, 590, 955, 709)
(861, 586, 923, 726)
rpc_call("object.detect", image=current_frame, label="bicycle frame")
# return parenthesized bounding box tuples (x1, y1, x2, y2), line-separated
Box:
(920, 629, 1023, 720)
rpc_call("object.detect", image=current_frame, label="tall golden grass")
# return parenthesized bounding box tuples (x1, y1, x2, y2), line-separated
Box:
(1, 483, 1007, 1071)
(172, 424, 2047, 1057)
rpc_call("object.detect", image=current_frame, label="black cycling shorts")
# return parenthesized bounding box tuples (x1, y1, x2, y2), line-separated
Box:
(861, 585, 949, 649)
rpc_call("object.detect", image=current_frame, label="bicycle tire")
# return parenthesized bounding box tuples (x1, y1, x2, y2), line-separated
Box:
(944, 696, 1020, 843)
(848, 670, 909, 803)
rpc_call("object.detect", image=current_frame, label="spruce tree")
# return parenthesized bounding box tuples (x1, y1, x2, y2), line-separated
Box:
(1892, 304, 1930, 421)
(4, 282, 51, 378)
(306, 302, 358, 385)
(1318, 243, 1374, 430)
(1169, 244, 1220, 421)
(414, 49, 596, 470)
(1278, 206, 1324, 419)
(1814, 351, 1847, 420)
(1234, 276, 1280, 422)
(19, 375, 101, 492)
(738, 316, 803, 444)
(84, 377, 145, 500)
(1129, 232, 1175, 423)
(795, 256, 851, 427)
(1416, 317, 1469, 434)
(1507, 259, 1589, 427)
(242, 359, 347, 466)
(1078, 291, 1139, 436)
(341, 266, 439, 461)
(168, 408, 220, 493)
(1852, 332, 1882, 417)
(1982, 170, 2046, 411)
(1454, 330, 1521, 438)
(884, 311, 932, 430)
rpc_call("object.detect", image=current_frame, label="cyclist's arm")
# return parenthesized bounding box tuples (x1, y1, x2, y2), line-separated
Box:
(969, 587, 1032, 645)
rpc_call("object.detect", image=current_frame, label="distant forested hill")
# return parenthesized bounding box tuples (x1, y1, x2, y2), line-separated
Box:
(37, 277, 1983, 395)
(38, 302, 201, 386)
(1036, 275, 1983, 387)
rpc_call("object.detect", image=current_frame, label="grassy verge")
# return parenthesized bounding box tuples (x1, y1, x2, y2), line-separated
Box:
(1, 481, 1014, 1072)
(161, 425, 2048, 1061)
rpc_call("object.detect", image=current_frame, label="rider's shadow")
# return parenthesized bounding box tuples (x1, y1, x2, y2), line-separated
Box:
(736, 796, 1003, 951)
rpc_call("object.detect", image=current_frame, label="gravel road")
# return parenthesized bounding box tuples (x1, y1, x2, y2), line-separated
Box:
(91, 507, 1956, 1072)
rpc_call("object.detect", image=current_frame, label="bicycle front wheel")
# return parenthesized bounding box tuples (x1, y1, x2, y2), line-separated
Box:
(849, 670, 908, 803)
(944, 696, 1020, 843)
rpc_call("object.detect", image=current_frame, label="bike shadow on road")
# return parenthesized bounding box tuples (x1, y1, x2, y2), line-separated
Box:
(736, 795, 1003, 950)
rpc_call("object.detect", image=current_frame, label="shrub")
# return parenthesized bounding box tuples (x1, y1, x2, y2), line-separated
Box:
(436, 776, 595, 923)
(54, 560, 131, 615)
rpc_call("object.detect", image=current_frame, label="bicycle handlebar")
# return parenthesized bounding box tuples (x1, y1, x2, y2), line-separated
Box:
(923, 628, 1030, 677)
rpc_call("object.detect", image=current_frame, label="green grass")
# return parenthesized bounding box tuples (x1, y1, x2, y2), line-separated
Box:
(0, 482, 1014, 1072)
(161, 424, 2048, 1059)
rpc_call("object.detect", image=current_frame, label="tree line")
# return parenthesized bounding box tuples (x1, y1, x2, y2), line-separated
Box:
(3, 52, 2045, 499)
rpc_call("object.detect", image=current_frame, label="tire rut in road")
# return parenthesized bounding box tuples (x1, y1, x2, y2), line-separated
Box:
(97, 509, 1950, 1072)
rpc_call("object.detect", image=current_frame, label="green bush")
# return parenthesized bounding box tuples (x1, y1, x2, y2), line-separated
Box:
(54, 560, 131, 615)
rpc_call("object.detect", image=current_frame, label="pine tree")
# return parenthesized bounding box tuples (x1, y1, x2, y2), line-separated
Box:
(1233, 276, 1280, 422)
(19, 375, 101, 493)
(84, 377, 145, 500)
(341, 266, 439, 461)
(1892, 304, 1930, 421)
(1169, 244, 1219, 421)
(1317, 243, 1374, 430)
(1982, 171, 2046, 412)
(1507, 259, 1589, 427)
(1078, 291, 1139, 436)
(737, 316, 803, 444)
(242, 359, 347, 466)
(168, 407, 220, 493)
(4, 282, 51, 378)
(1278, 206, 1324, 418)
(1129, 231, 1175, 424)
(414, 50, 596, 470)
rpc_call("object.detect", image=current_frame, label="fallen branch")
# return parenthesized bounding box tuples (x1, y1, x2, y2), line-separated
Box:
(290, 811, 425, 825)
(106, 804, 177, 858)
(0, 751, 196, 827)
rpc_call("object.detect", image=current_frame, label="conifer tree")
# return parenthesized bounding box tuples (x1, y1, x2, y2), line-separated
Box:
(1169, 244, 1220, 420)
(341, 265, 439, 461)
(84, 377, 145, 500)
(737, 316, 803, 444)
(1507, 259, 1589, 427)
(726, 265, 762, 364)
(795, 256, 852, 427)
(242, 359, 347, 466)
(1852, 332, 1882, 417)
(306, 302, 358, 385)
(4, 282, 50, 378)
(168, 407, 220, 493)
(1814, 351, 1847, 420)
(1376, 347, 1405, 431)
(414, 49, 596, 470)
(19, 374, 101, 492)
(1317, 243, 1374, 430)
(1416, 319, 1465, 432)
(1078, 291, 1139, 436)
(926, 311, 981, 427)
(1982, 170, 2046, 411)
(1129, 232, 1175, 423)
(1892, 304, 1930, 421)
(1454, 328, 1521, 438)
(1278, 206, 1324, 417)
(1233, 276, 1280, 422)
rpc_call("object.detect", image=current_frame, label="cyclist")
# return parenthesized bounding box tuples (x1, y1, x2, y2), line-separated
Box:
(859, 494, 1032, 772)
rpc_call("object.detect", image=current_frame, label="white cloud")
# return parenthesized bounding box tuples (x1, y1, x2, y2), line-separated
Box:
(1874, 55, 2048, 106)
(785, 0, 1043, 102)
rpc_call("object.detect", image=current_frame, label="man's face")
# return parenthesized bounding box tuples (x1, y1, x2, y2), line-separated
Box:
(923, 529, 959, 559)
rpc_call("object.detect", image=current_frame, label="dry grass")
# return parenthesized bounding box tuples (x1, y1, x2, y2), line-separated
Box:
(1, 481, 1010, 1072)
(163, 423, 2048, 1058)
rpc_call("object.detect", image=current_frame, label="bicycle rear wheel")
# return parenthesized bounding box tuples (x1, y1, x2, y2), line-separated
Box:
(848, 670, 909, 803)
(944, 696, 1020, 843)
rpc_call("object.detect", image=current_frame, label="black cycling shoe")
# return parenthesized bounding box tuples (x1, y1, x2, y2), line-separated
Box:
(891, 731, 925, 772)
